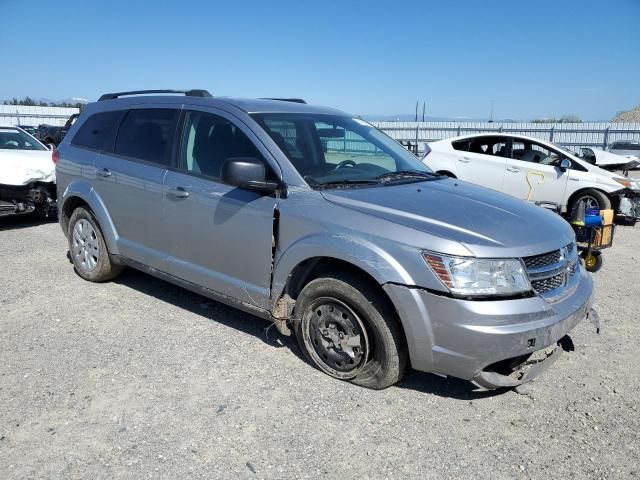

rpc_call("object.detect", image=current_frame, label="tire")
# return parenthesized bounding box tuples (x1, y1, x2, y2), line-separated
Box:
(293, 272, 407, 390)
(67, 207, 123, 282)
(570, 189, 611, 213)
(581, 251, 603, 273)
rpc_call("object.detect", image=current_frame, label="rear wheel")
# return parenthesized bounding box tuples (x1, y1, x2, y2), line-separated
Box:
(68, 207, 123, 282)
(293, 273, 407, 389)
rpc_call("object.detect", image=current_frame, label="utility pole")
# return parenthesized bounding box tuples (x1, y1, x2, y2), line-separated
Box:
(422, 102, 426, 122)
(489, 100, 495, 123)
(415, 101, 418, 122)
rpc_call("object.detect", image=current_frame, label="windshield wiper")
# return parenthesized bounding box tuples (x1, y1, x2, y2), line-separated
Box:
(310, 178, 381, 189)
(374, 170, 444, 183)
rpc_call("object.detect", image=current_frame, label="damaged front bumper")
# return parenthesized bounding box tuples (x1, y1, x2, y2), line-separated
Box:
(384, 265, 594, 389)
(0, 182, 57, 218)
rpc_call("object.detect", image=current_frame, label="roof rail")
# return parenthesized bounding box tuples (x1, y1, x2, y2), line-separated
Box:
(262, 98, 307, 104)
(98, 89, 212, 101)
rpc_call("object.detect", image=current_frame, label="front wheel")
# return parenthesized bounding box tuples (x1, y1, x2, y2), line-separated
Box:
(293, 273, 407, 390)
(570, 189, 612, 213)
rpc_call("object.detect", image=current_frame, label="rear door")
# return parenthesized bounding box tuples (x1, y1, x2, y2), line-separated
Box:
(452, 136, 508, 191)
(162, 108, 278, 309)
(502, 138, 569, 204)
(92, 106, 179, 270)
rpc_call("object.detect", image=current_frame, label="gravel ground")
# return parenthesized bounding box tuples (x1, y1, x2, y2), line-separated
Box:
(1, 215, 639, 480)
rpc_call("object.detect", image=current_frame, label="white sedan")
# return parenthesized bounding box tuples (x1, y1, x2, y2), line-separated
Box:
(423, 133, 640, 220)
(0, 126, 57, 217)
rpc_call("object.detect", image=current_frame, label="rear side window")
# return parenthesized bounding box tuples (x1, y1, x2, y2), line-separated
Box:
(114, 109, 178, 165)
(71, 111, 121, 150)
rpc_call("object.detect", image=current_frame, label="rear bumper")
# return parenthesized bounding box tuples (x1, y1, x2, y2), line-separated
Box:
(383, 265, 593, 387)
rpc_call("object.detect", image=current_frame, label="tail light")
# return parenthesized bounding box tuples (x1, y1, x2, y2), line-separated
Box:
(52, 148, 60, 165)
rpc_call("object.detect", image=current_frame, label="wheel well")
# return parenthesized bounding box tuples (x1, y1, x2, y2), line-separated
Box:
(437, 170, 457, 178)
(282, 257, 382, 300)
(567, 188, 615, 211)
(60, 196, 90, 234)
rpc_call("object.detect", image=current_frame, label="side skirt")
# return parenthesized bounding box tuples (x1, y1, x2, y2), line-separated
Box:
(112, 255, 272, 320)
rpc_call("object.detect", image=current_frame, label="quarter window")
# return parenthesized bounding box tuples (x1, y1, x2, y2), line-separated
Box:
(114, 109, 178, 165)
(71, 111, 121, 151)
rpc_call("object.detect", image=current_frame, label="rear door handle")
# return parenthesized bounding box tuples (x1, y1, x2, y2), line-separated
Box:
(506, 166, 521, 173)
(96, 167, 112, 177)
(168, 186, 190, 198)
(458, 157, 471, 163)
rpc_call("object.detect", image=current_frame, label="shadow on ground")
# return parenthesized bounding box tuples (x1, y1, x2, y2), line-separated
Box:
(114, 268, 507, 400)
(0, 214, 57, 231)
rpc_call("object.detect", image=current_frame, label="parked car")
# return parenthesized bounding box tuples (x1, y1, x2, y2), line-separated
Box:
(607, 140, 640, 159)
(15, 125, 39, 137)
(0, 126, 56, 217)
(424, 133, 640, 221)
(578, 146, 640, 172)
(56, 89, 596, 390)
(37, 114, 80, 147)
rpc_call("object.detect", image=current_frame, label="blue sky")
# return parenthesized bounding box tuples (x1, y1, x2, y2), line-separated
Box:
(1, 0, 638, 120)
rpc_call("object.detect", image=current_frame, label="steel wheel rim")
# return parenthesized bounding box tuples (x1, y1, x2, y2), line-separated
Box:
(585, 254, 597, 269)
(303, 297, 370, 379)
(72, 219, 99, 272)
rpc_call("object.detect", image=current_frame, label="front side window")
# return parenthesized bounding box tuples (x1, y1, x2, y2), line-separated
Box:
(252, 113, 435, 187)
(114, 109, 178, 165)
(511, 140, 560, 165)
(0, 128, 46, 151)
(179, 111, 266, 179)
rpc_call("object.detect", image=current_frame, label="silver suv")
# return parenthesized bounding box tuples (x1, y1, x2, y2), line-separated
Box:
(56, 89, 595, 390)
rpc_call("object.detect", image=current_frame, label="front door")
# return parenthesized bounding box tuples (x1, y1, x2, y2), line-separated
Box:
(162, 109, 278, 309)
(502, 138, 569, 205)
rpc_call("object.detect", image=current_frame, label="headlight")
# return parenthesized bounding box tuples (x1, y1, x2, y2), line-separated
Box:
(423, 252, 531, 297)
(613, 177, 640, 190)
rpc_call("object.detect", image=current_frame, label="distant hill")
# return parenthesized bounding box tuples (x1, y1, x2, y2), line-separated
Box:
(613, 106, 640, 123)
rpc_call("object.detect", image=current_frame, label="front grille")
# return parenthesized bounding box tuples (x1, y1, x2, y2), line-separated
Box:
(523, 250, 561, 269)
(524, 243, 578, 296)
(531, 273, 565, 293)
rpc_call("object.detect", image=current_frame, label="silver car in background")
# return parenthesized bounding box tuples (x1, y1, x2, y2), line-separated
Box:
(55, 89, 595, 390)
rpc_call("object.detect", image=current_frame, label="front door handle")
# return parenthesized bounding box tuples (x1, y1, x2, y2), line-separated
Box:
(458, 157, 471, 163)
(168, 186, 190, 198)
(506, 166, 521, 173)
(96, 167, 112, 177)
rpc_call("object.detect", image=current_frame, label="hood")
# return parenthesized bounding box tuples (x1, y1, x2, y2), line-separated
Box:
(0, 150, 55, 186)
(321, 179, 575, 257)
(592, 148, 639, 166)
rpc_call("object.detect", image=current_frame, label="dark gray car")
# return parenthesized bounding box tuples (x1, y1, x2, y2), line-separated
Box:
(55, 89, 595, 390)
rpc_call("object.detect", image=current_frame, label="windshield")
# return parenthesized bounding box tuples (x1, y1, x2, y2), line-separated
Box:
(251, 113, 435, 187)
(610, 142, 640, 151)
(0, 129, 47, 151)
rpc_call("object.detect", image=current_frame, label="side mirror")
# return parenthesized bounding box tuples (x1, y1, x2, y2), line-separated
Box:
(559, 158, 571, 171)
(221, 157, 280, 193)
